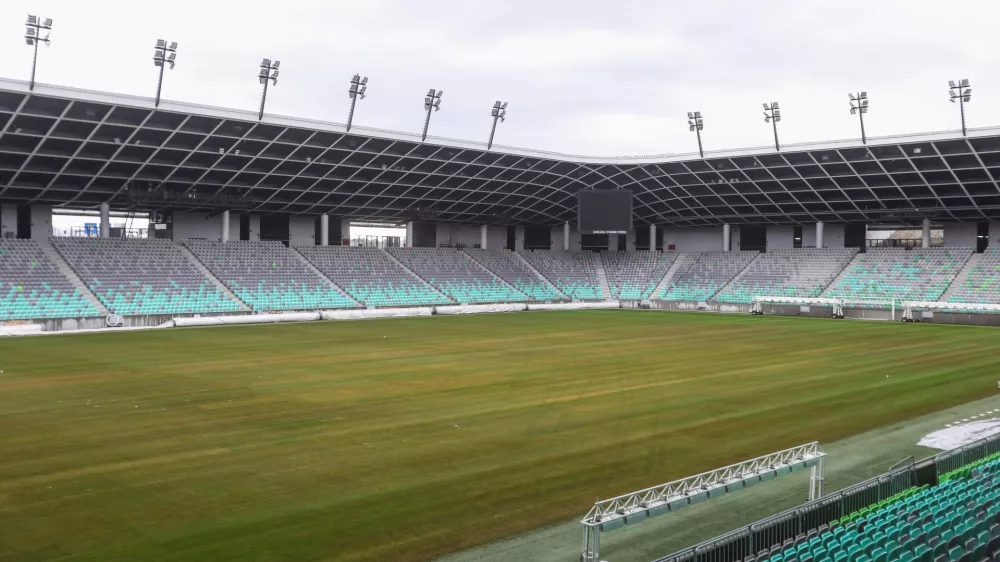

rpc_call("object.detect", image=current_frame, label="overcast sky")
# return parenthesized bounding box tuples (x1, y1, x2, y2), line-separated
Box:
(2, 0, 999, 157)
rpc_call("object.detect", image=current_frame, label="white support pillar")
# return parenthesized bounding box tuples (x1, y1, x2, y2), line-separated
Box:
(563, 222, 570, 251)
(650, 224, 657, 251)
(99, 203, 110, 238)
(220, 210, 230, 243)
(480, 224, 488, 249)
(406, 221, 414, 248)
(722, 224, 731, 252)
(922, 218, 931, 249)
(320, 214, 329, 246)
(816, 222, 825, 249)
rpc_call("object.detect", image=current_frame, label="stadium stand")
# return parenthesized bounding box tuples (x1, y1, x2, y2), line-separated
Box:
(945, 248, 1000, 304)
(464, 249, 564, 301)
(183, 240, 357, 311)
(387, 247, 527, 303)
(52, 238, 242, 315)
(714, 249, 858, 304)
(296, 246, 451, 307)
(0, 239, 102, 320)
(518, 250, 603, 300)
(601, 250, 678, 299)
(659, 251, 758, 302)
(823, 248, 972, 304)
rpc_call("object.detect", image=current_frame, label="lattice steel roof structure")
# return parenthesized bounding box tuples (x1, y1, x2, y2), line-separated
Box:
(2, 77, 1000, 227)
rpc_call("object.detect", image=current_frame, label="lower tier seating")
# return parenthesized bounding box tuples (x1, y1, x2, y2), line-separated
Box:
(184, 240, 357, 311)
(602, 251, 678, 299)
(296, 246, 451, 307)
(714, 249, 857, 304)
(824, 248, 972, 304)
(387, 247, 527, 303)
(0, 239, 101, 320)
(660, 251, 758, 301)
(518, 250, 602, 300)
(53, 238, 241, 315)
(464, 249, 563, 300)
(946, 249, 1000, 304)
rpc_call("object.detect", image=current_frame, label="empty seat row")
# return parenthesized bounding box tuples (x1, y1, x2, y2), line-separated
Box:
(464, 249, 563, 300)
(519, 250, 602, 300)
(715, 249, 857, 304)
(660, 251, 758, 302)
(946, 249, 1000, 304)
(602, 251, 678, 300)
(823, 248, 972, 306)
(387, 247, 528, 304)
(0, 239, 101, 320)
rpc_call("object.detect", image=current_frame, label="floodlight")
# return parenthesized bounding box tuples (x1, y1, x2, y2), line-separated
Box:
(262, 58, 271, 67)
(860, 91, 867, 99)
(961, 78, 969, 87)
(687, 111, 694, 119)
(694, 111, 701, 118)
(493, 101, 501, 109)
(861, 99, 868, 107)
(964, 88, 972, 96)
(850, 107, 857, 115)
(25, 14, 54, 90)
(43, 18, 52, 28)
(689, 124, 696, 131)
(964, 96, 971, 102)
(949, 80, 957, 88)
(428, 88, 436, 96)
(361, 77, 368, 85)
(849, 93, 856, 100)
(774, 109, 781, 117)
(764, 115, 771, 123)
(271, 70, 279, 80)
(26, 15, 37, 25)
(762, 103, 769, 110)
(772, 102, 779, 109)
(501, 101, 507, 109)
(157, 39, 166, 49)
(272, 60, 280, 69)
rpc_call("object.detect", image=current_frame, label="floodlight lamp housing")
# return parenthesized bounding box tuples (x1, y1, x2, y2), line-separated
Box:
(860, 91, 868, 99)
(501, 102, 508, 109)
(262, 58, 271, 67)
(361, 77, 368, 85)
(961, 78, 970, 87)
(26, 15, 37, 25)
(964, 96, 971, 102)
(949, 80, 956, 88)
(428, 88, 436, 96)
(353, 73, 361, 82)
(694, 111, 701, 118)
(772, 102, 779, 109)
(849, 93, 856, 100)
(775, 116, 781, 122)
(764, 116, 771, 123)
(850, 108, 857, 115)
(762, 103, 769, 110)
(169, 41, 177, 51)
(43, 18, 52, 28)
(157, 39, 166, 49)
(689, 125, 695, 131)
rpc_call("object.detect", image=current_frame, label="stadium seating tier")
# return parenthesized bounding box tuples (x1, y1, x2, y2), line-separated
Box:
(660, 251, 758, 301)
(387, 247, 527, 304)
(714, 249, 858, 304)
(518, 250, 603, 300)
(0, 239, 101, 320)
(601, 250, 678, 299)
(464, 249, 564, 300)
(823, 248, 972, 305)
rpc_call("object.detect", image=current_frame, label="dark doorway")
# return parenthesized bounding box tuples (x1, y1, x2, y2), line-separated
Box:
(259, 215, 289, 246)
(793, 225, 803, 249)
(740, 226, 766, 252)
(617, 233, 627, 251)
(314, 216, 322, 246)
(524, 226, 551, 250)
(16, 204, 31, 239)
(845, 224, 866, 252)
(239, 214, 250, 241)
(977, 222, 989, 253)
(635, 227, 650, 250)
(581, 234, 609, 251)
(506, 226, 516, 250)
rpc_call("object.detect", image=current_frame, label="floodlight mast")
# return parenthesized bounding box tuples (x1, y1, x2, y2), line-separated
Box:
(948, 79, 972, 136)
(487, 100, 507, 150)
(257, 58, 280, 121)
(763, 102, 781, 151)
(346, 74, 368, 132)
(687, 111, 704, 158)
(849, 91, 870, 144)
(24, 15, 53, 91)
(422, 88, 443, 142)
(152, 39, 178, 108)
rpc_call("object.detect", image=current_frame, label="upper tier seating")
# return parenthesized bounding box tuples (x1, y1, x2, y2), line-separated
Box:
(823, 248, 972, 304)
(714, 249, 857, 304)
(0, 239, 101, 320)
(602, 251, 678, 299)
(760, 456, 1000, 562)
(295, 246, 451, 307)
(184, 240, 357, 311)
(464, 249, 563, 301)
(53, 238, 241, 315)
(518, 250, 602, 300)
(387, 247, 527, 303)
(660, 251, 758, 301)
(946, 248, 1000, 304)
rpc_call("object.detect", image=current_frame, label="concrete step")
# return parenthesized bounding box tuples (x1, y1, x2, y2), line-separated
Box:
(512, 251, 568, 299)
(713, 252, 765, 300)
(942, 252, 981, 301)
(175, 243, 251, 312)
(594, 257, 613, 300)
(380, 249, 455, 303)
(459, 250, 530, 300)
(41, 241, 111, 315)
(290, 247, 363, 307)
(651, 253, 691, 299)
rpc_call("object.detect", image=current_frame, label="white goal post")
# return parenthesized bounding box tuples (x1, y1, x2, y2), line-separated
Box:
(901, 300, 1000, 322)
(751, 296, 903, 320)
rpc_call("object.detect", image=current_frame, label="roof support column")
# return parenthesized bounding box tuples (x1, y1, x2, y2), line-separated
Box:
(816, 222, 824, 249)
(922, 218, 931, 249)
(723, 223, 731, 252)
(220, 210, 230, 243)
(320, 214, 329, 246)
(563, 222, 570, 251)
(405, 221, 414, 248)
(650, 224, 657, 251)
(99, 203, 110, 238)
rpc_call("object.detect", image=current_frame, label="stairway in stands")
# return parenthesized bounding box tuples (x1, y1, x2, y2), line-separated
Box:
(594, 257, 613, 299)
(40, 242, 111, 315)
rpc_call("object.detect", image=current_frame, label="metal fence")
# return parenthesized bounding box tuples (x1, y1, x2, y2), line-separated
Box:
(653, 466, 915, 562)
(934, 431, 1000, 477)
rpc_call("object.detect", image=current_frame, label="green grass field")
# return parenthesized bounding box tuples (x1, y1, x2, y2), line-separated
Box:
(2, 311, 999, 562)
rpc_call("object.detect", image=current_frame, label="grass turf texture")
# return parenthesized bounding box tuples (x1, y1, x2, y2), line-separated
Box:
(1, 311, 998, 562)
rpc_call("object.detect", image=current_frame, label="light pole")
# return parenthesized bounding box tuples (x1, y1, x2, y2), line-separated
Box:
(487, 100, 507, 150)
(346, 74, 368, 132)
(152, 39, 177, 108)
(688, 111, 704, 158)
(422, 88, 442, 142)
(763, 102, 781, 151)
(949, 79, 972, 136)
(258, 58, 280, 121)
(849, 91, 869, 144)
(24, 15, 53, 91)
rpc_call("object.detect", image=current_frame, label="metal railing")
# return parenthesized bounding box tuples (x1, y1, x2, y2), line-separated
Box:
(934, 430, 1000, 477)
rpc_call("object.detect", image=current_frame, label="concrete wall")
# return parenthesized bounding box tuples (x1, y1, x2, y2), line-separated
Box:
(730, 226, 741, 251)
(549, 225, 582, 251)
(990, 222, 1000, 249)
(1, 202, 17, 238)
(766, 225, 794, 250)
(435, 223, 486, 248)
(515, 226, 525, 251)
(942, 222, 977, 248)
(485, 226, 506, 249)
(173, 211, 222, 241)
(289, 216, 314, 247)
(801, 223, 845, 249)
(662, 227, 723, 252)
(31, 204, 52, 241)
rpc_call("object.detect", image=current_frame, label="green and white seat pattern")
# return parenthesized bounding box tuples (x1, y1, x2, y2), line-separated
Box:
(296, 246, 450, 307)
(946, 248, 1000, 304)
(518, 250, 602, 300)
(53, 237, 240, 315)
(185, 240, 357, 312)
(823, 248, 972, 306)
(0, 239, 101, 320)
(660, 251, 757, 302)
(714, 249, 857, 304)
(388, 247, 528, 304)
(602, 251, 678, 299)
(464, 249, 563, 300)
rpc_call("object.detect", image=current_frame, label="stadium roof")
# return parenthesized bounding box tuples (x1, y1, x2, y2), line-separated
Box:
(2, 77, 1000, 227)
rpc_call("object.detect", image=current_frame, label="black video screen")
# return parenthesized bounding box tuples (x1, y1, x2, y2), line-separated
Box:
(577, 190, 632, 234)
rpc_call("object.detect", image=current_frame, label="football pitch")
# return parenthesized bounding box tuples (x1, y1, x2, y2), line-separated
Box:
(2, 311, 999, 562)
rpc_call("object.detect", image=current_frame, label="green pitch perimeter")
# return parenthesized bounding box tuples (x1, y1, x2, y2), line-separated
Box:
(2, 311, 999, 562)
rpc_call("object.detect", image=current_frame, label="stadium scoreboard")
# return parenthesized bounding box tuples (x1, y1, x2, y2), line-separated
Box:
(577, 190, 633, 234)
